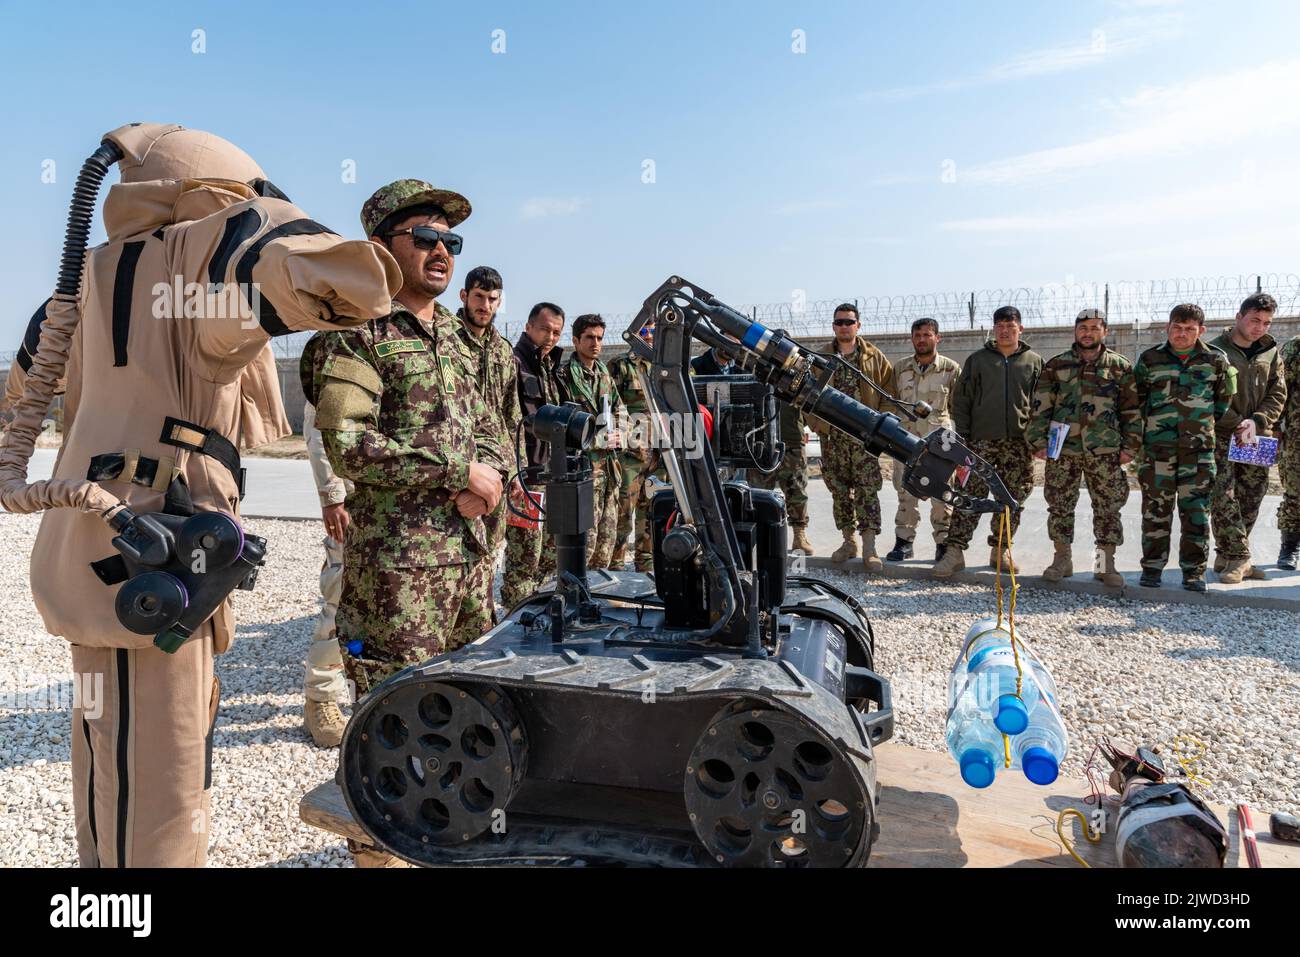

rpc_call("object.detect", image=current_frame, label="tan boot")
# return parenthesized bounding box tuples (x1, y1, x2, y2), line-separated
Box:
(861, 531, 883, 573)
(990, 546, 1019, 575)
(932, 547, 966, 579)
(1218, 557, 1251, 584)
(305, 698, 346, 748)
(831, 532, 858, 563)
(1214, 554, 1228, 574)
(790, 527, 814, 555)
(1041, 542, 1073, 582)
(610, 543, 628, 567)
(1094, 545, 1123, 587)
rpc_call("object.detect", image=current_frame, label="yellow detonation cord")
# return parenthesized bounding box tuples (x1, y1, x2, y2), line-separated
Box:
(1056, 808, 1101, 867)
(994, 507, 1025, 767)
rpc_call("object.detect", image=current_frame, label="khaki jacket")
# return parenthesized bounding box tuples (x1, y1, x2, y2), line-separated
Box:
(6, 176, 400, 652)
(893, 353, 960, 437)
(808, 335, 896, 436)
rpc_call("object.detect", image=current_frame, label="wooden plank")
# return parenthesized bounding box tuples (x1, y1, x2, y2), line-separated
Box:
(298, 745, 1300, 868)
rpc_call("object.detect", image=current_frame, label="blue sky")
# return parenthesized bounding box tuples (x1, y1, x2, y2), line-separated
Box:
(2, 0, 1298, 343)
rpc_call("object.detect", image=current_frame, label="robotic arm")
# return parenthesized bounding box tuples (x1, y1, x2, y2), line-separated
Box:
(623, 275, 1021, 516)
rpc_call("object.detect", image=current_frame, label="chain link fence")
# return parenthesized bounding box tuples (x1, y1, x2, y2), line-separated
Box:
(3, 273, 1297, 367)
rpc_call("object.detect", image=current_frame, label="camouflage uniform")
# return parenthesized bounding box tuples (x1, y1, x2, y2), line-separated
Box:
(891, 353, 960, 545)
(812, 337, 895, 534)
(455, 308, 520, 617)
(1133, 339, 1234, 576)
(609, 354, 662, 571)
(750, 402, 809, 529)
(1027, 344, 1140, 546)
(560, 354, 624, 569)
(1207, 331, 1287, 561)
(1278, 337, 1300, 534)
(302, 301, 508, 695)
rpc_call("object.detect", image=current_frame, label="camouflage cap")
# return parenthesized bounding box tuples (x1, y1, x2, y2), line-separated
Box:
(360, 178, 472, 237)
(1076, 307, 1107, 322)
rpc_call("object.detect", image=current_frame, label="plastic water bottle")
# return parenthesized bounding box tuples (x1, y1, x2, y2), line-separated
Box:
(945, 697, 1007, 789)
(1011, 659, 1069, 785)
(955, 619, 1038, 735)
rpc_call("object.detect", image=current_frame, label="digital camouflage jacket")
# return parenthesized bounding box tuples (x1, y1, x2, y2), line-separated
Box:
(302, 301, 508, 569)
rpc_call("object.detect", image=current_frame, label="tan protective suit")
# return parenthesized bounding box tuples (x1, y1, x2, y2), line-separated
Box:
(0, 124, 400, 866)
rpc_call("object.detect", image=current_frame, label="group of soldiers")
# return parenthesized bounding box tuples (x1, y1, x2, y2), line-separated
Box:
(771, 295, 1299, 599)
(292, 176, 1300, 751)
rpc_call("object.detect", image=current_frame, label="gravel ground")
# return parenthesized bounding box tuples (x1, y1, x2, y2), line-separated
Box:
(1, 512, 1296, 867)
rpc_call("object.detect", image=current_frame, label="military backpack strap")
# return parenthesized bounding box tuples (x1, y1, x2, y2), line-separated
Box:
(159, 416, 247, 498)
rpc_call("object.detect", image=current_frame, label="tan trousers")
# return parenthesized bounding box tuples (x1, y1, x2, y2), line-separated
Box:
(71, 630, 217, 867)
(305, 535, 347, 702)
(892, 462, 951, 545)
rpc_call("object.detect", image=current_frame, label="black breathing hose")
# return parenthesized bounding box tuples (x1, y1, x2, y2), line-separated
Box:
(56, 141, 124, 297)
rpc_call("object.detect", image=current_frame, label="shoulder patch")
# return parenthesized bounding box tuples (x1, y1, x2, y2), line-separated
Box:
(323, 354, 382, 394)
(375, 338, 427, 359)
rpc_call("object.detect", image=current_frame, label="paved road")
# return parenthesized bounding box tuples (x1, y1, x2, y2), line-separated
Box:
(15, 448, 1300, 605)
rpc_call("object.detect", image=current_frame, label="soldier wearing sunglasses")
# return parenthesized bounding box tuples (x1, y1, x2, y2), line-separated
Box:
(303, 179, 509, 695)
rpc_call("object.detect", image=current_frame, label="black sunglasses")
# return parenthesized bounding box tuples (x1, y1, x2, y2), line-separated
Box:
(384, 225, 463, 255)
(832, 318, 858, 327)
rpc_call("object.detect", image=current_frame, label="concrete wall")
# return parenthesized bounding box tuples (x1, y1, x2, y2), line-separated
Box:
(12, 314, 1300, 438)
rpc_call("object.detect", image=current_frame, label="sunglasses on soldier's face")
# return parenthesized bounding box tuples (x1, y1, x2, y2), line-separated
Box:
(833, 318, 857, 327)
(384, 225, 464, 255)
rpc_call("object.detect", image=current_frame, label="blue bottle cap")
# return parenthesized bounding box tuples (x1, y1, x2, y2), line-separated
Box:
(994, 694, 1029, 734)
(959, 748, 997, 789)
(1022, 746, 1059, 785)
(346, 639, 363, 655)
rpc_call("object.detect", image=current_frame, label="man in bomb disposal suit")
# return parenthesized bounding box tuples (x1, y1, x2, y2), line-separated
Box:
(304, 180, 508, 695)
(1027, 308, 1140, 587)
(0, 124, 402, 866)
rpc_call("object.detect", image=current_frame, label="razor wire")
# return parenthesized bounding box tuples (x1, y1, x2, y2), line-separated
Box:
(5, 273, 1299, 368)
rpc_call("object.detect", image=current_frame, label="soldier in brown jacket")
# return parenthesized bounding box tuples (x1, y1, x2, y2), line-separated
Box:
(807, 303, 896, 571)
(0, 124, 401, 867)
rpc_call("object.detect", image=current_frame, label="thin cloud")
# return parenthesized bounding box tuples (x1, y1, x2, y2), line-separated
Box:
(959, 60, 1300, 185)
(861, 15, 1179, 102)
(938, 171, 1300, 234)
(776, 199, 846, 215)
(519, 196, 588, 220)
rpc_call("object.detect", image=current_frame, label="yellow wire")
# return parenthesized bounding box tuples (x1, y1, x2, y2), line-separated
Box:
(1057, 808, 1101, 867)
(1171, 734, 1213, 794)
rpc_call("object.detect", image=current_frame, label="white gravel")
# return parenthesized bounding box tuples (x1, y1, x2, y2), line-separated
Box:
(1, 512, 1296, 866)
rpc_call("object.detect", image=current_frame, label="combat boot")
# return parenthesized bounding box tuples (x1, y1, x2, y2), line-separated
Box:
(1094, 545, 1123, 587)
(610, 543, 628, 567)
(1278, 533, 1300, 571)
(861, 531, 883, 573)
(305, 698, 346, 748)
(830, 532, 858, 563)
(932, 547, 965, 579)
(1218, 557, 1252, 584)
(1139, 568, 1163, 588)
(790, 527, 814, 555)
(1213, 554, 1228, 574)
(885, 537, 913, 562)
(989, 546, 1019, 575)
(1041, 542, 1073, 582)
(1182, 575, 1207, 593)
